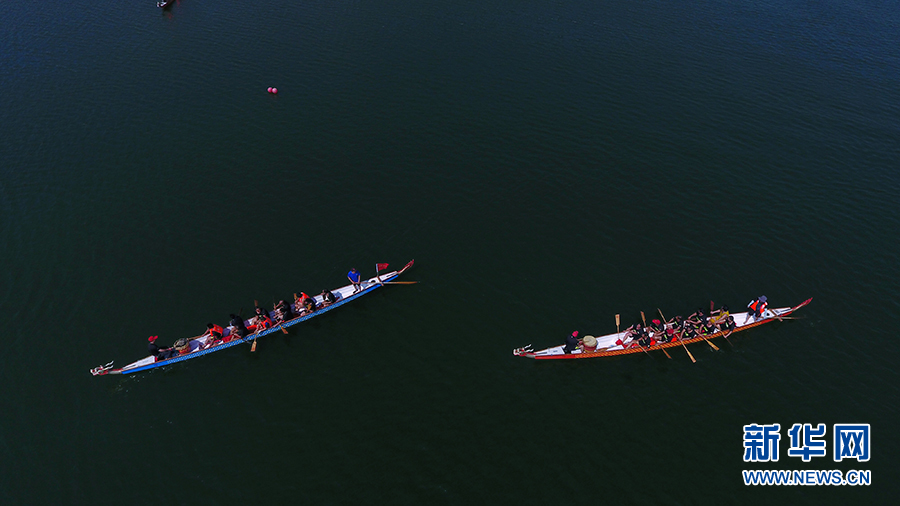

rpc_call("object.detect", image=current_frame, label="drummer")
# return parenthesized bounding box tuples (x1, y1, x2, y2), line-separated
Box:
(563, 331, 581, 354)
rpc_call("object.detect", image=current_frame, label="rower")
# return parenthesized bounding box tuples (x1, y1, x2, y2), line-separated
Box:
(251, 306, 273, 332)
(662, 326, 675, 343)
(689, 308, 708, 326)
(710, 305, 730, 324)
(274, 300, 294, 322)
(563, 331, 581, 354)
(320, 289, 337, 306)
(637, 328, 652, 348)
(202, 323, 225, 349)
(745, 296, 768, 323)
(681, 322, 699, 341)
(722, 315, 737, 337)
(702, 319, 718, 335)
(297, 292, 316, 314)
(229, 313, 248, 339)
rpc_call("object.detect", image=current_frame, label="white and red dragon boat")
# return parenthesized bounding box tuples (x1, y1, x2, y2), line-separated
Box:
(513, 297, 812, 360)
(91, 260, 414, 376)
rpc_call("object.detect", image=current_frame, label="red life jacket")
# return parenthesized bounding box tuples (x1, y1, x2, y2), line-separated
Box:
(748, 299, 767, 314)
(210, 324, 224, 336)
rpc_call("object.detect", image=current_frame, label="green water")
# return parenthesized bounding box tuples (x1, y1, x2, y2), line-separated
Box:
(1, 0, 897, 503)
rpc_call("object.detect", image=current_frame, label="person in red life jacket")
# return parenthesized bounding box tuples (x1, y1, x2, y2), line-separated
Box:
(202, 323, 225, 349)
(297, 292, 316, 314)
(249, 306, 272, 332)
(348, 268, 362, 293)
(744, 296, 768, 323)
(563, 331, 581, 354)
(148, 335, 176, 361)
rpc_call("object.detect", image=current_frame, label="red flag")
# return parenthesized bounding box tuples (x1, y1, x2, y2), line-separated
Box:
(376, 263, 389, 272)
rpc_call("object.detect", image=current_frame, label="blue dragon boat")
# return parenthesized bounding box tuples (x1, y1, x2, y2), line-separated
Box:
(90, 260, 414, 376)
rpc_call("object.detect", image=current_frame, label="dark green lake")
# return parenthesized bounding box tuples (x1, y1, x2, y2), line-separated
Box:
(1, 0, 897, 503)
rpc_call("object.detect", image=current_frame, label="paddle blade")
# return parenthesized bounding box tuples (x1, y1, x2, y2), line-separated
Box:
(251, 339, 258, 352)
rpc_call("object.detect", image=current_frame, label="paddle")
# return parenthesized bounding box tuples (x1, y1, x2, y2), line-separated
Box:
(274, 298, 288, 334)
(658, 308, 696, 363)
(251, 301, 261, 352)
(711, 300, 734, 347)
(693, 302, 721, 351)
(642, 310, 671, 359)
(382, 281, 418, 285)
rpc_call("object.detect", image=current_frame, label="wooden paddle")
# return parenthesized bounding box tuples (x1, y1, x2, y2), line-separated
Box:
(272, 298, 289, 335)
(711, 300, 734, 347)
(251, 301, 260, 352)
(382, 281, 418, 285)
(641, 311, 671, 359)
(658, 308, 696, 363)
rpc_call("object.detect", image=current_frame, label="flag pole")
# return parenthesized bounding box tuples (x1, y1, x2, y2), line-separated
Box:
(375, 263, 384, 286)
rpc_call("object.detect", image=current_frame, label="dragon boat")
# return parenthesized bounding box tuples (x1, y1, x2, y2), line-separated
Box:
(91, 260, 414, 376)
(513, 297, 812, 360)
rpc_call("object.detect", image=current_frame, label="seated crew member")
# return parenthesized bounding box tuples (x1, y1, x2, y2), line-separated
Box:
(622, 323, 646, 349)
(650, 319, 664, 334)
(722, 315, 737, 338)
(229, 313, 248, 339)
(348, 268, 362, 293)
(678, 321, 697, 341)
(631, 323, 647, 348)
(637, 333, 652, 348)
(297, 292, 316, 314)
(662, 326, 675, 343)
(689, 308, 708, 326)
(274, 300, 294, 322)
(148, 335, 176, 361)
(702, 319, 719, 335)
(320, 289, 337, 306)
(710, 305, 730, 324)
(563, 331, 581, 354)
(202, 323, 225, 349)
(250, 306, 272, 332)
(671, 315, 686, 338)
(744, 296, 768, 323)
